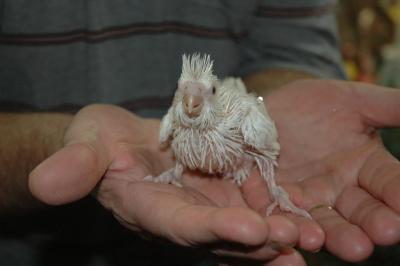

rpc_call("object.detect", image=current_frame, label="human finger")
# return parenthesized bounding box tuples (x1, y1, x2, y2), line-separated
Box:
(358, 146, 400, 213)
(212, 213, 300, 259)
(29, 142, 110, 205)
(212, 216, 300, 262)
(335, 186, 400, 245)
(209, 215, 298, 260)
(346, 82, 400, 127)
(242, 171, 324, 252)
(254, 198, 325, 253)
(310, 204, 374, 262)
(216, 248, 304, 266)
(119, 182, 270, 247)
(241, 169, 270, 215)
(266, 248, 306, 266)
(29, 110, 111, 204)
(279, 212, 325, 253)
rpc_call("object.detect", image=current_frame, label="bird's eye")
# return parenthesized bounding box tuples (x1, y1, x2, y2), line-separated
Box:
(212, 87, 216, 94)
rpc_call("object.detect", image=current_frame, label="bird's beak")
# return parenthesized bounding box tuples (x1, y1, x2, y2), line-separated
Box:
(183, 94, 203, 117)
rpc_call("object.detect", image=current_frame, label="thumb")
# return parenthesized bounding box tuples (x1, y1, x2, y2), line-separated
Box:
(29, 116, 111, 205)
(351, 82, 400, 127)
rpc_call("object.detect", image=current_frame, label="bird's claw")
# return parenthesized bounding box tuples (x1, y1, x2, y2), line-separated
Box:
(266, 201, 279, 216)
(266, 186, 312, 219)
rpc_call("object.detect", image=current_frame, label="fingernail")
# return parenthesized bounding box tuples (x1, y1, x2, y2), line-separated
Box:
(311, 248, 321, 253)
(270, 241, 295, 254)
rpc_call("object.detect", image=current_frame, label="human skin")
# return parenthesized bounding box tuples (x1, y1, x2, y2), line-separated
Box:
(26, 79, 400, 265)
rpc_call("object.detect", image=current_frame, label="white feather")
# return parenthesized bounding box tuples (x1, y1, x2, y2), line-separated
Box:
(179, 53, 217, 88)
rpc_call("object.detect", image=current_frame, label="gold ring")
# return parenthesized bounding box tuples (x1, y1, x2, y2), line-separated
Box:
(309, 204, 333, 212)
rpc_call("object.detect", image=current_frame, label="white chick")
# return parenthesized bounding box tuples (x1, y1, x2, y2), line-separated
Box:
(145, 53, 310, 218)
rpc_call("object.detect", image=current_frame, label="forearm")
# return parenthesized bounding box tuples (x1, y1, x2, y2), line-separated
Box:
(243, 69, 316, 98)
(0, 113, 72, 214)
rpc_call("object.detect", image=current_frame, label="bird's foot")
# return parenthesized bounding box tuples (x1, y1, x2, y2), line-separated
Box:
(143, 168, 182, 187)
(232, 174, 247, 186)
(232, 165, 252, 186)
(266, 186, 311, 219)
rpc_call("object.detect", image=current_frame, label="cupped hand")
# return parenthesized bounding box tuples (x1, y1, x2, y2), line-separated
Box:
(28, 104, 305, 265)
(243, 80, 400, 262)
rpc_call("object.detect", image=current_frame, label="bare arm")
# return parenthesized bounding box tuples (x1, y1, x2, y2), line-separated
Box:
(0, 112, 72, 214)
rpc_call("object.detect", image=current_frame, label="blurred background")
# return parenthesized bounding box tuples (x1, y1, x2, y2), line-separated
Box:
(338, 0, 399, 86)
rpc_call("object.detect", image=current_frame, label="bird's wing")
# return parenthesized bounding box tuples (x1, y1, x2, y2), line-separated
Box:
(221, 77, 247, 94)
(159, 107, 175, 146)
(240, 98, 280, 157)
(219, 77, 279, 157)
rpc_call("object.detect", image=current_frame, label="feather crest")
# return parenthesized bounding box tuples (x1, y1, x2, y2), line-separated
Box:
(180, 53, 217, 86)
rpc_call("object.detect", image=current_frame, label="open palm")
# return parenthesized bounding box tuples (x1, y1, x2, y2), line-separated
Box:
(243, 79, 400, 262)
(29, 79, 400, 265)
(29, 104, 305, 265)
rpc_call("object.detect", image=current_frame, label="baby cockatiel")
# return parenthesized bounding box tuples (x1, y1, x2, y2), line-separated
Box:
(145, 53, 310, 218)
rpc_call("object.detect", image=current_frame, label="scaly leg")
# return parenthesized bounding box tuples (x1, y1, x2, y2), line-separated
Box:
(255, 158, 311, 219)
(144, 163, 184, 187)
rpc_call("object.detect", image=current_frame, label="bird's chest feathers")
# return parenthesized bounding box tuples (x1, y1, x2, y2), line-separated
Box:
(172, 126, 243, 174)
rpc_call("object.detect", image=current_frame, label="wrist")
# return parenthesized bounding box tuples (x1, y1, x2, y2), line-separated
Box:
(0, 112, 73, 214)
